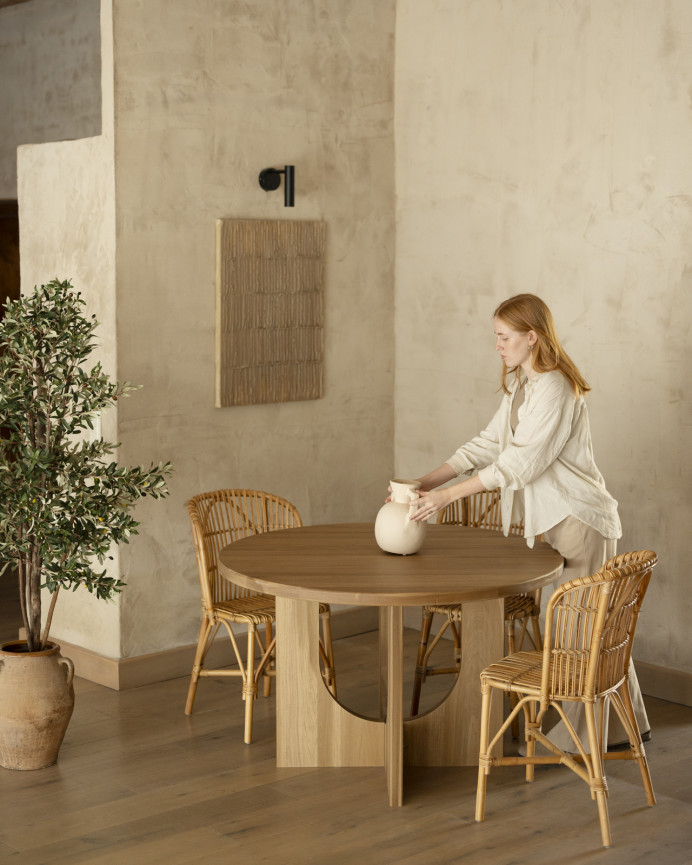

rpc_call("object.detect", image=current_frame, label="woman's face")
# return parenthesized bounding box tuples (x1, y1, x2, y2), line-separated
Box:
(493, 317, 536, 372)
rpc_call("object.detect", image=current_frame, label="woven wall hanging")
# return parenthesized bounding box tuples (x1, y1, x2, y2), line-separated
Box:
(215, 218, 325, 406)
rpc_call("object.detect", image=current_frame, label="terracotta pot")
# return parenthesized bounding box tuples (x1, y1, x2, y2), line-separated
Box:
(0, 640, 74, 770)
(374, 478, 428, 555)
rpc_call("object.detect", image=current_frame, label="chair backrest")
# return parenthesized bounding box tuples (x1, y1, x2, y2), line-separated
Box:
(541, 550, 658, 702)
(187, 489, 302, 607)
(436, 489, 524, 536)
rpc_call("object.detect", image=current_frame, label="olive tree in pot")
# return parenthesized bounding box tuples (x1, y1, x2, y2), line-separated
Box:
(0, 279, 171, 770)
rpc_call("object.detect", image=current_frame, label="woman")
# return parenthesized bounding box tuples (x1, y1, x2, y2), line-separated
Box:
(409, 293, 649, 750)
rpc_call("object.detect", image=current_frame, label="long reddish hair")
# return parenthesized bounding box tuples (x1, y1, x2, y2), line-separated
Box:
(493, 294, 590, 396)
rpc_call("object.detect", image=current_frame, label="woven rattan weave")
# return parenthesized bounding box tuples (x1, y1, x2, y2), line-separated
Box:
(475, 549, 658, 848)
(184, 489, 335, 743)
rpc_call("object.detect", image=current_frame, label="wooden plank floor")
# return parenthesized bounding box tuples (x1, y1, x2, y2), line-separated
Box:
(0, 584, 690, 863)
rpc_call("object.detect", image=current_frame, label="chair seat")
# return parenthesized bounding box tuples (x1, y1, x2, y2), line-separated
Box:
(481, 649, 545, 696)
(483, 648, 629, 703)
(504, 594, 540, 621)
(215, 594, 276, 625)
(422, 595, 537, 622)
(215, 595, 331, 626)
(424, 603, 462, 621)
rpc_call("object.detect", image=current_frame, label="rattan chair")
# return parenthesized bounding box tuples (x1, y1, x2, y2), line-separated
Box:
(475, 549, 658, 848)
(184, 489, 336, 744)
(410, 490, 542, 720)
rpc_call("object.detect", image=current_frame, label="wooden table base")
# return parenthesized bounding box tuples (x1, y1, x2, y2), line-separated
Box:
(275, 596, 504, 806)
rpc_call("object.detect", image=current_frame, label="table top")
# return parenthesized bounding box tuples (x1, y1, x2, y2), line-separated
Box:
(218, 522, 564, 606)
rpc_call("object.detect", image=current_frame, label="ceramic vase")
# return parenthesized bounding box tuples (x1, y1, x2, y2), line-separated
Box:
(374, 478, 427, 555)
(0, 640, 75, 770)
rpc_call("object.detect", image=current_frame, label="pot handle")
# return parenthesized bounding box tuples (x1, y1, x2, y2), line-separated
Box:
(406, 486, 419, 522)
(59, 656, 74, 686)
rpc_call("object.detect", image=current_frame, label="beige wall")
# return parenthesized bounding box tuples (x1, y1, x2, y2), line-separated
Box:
(110, 0, 396, 656)
(11, 0, 396, 662)
(395, 0, 692, 675)
(0, 0, 101, 198)
(17, 132, 119, 652)
(14, 0, 119, 655)
(9, 0, 691, 683)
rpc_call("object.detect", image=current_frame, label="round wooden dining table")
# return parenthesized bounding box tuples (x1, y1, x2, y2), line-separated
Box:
(219, 522, 563, 806)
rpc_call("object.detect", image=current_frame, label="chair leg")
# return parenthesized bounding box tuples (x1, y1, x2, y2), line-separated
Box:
(610, 685, 656, 806)
(530, 612, 543, 650)
(185, 616, 217, 715)
(243, 625, 258, 745)
(262, 622, 273, 697)
(475, 683, 493, 822)
(584, 700, 611, 848)
(505, 619, 521, 739)
(515, 617, 530, 651)
(319, 606, 337, 696)
(410, 608, 434, 716)
(450, 618, 462, 668)
(525, 700, 538, 783)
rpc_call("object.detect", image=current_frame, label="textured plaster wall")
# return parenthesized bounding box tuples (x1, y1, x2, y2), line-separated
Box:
(17, 128, 120, 661)
(395, 0, 692, 673)
(12, 0, 690, 678)
(0, 0, 101, 198)
(111, 1, 396, 656)
(18, 136, 120, 657)
(16, 0, 119, 656)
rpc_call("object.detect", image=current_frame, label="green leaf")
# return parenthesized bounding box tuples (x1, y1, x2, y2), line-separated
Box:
(0, 279, 173, 646)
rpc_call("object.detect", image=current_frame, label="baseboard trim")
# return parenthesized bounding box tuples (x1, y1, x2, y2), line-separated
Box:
(634, 659, 692, 708)
(51, 606, 380, 691)
(36, 615, 692, 707)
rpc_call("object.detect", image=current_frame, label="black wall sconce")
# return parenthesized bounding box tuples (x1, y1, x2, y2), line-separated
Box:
(258, 165, 295, 207)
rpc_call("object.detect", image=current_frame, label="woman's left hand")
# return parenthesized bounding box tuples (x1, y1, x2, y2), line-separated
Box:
(409, 488, 450, 522)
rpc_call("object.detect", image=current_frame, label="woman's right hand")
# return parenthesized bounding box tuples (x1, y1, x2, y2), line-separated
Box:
(409, 487, 452, 522)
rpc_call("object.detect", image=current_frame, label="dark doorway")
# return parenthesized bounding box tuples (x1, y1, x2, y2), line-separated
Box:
(0, 200, 22, 641)
(0, 200, 21, 314)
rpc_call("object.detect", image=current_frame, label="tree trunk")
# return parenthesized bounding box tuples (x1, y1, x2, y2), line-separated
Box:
(27, 544, 42, 652)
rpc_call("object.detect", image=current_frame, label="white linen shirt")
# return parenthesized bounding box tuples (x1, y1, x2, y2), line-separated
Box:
(445, 370, 621, 547)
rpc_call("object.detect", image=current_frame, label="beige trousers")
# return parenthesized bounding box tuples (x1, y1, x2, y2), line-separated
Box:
(541, 516, 650, 749)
